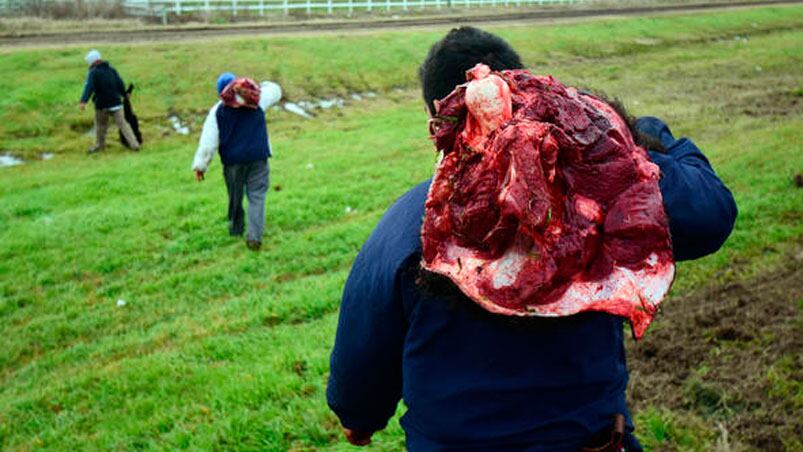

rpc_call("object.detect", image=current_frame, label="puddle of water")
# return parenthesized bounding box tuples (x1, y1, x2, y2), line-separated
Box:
(284, 102, 314, 118)
(168, 115, 190, 135)
(317, 97, 345, 109)
(282, 91, 380, 119)
(0, 153, 24, 168)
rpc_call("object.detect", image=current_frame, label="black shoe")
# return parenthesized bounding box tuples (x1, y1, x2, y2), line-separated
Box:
(246, 240, 261, 251)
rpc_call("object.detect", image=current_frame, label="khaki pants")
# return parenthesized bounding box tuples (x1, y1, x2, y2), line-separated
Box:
(95, 108, 139, 150)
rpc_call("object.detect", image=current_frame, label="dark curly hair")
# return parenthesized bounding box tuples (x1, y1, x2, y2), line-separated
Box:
(419, 26, 524, 114)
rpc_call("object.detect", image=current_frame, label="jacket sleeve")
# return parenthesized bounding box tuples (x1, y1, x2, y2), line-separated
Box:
(326, 239, 407, 433)
(649, 138, 738, 261)
(80, 71, 94, 103)
(192, 103, 220, 172)
(258, 81, 282, 110)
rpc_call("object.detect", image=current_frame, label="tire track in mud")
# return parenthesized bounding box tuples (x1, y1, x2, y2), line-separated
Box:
(1, 0, 801, 48)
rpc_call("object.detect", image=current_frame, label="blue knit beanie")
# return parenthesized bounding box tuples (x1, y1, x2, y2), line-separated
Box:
(216, 72, 236, 94)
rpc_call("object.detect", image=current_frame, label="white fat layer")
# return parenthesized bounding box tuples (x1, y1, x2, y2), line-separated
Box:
(489, 251, 526, 289)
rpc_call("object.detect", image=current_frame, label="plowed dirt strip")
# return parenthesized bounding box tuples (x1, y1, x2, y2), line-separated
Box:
(627, 240, 803, 449)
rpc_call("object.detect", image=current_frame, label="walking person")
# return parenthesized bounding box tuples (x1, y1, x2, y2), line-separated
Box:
(192, 72, 282, 251)
(79, 49, 140, 153)
(326, 27, 738, 451)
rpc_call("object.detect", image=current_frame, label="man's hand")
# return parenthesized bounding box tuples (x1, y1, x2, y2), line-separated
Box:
(195, 170, 205, 182)
(79, 102, 86, 111)
(343, 428, 373, 446)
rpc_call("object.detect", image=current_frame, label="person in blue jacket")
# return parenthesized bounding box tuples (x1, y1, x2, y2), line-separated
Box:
(327, 27, 737, 451)
(79, 49, 140, 153)
(192, 72, 282, 251)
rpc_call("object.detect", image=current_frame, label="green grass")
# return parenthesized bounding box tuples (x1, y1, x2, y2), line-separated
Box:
(1, 5, 802, 450)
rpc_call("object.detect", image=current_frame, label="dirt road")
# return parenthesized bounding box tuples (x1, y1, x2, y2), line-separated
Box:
(1, 0, 801, 48)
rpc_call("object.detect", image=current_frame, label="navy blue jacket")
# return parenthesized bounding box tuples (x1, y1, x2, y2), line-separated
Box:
(216, 106, 272, 166)
(327, 120, 737, 451)
(80, 62, 126, 110)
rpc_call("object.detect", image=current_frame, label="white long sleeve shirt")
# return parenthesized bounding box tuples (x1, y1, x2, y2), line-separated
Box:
(192, 80, 282, 172)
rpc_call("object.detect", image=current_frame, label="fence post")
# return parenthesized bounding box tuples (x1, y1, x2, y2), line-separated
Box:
(232, 0, 237, 16)
(385, 0, 389, 11)
(306, 0, 311, 15)
(367, 0, 372, 12)
(348, 0, 353, 16)
(402, 0, 406, 11)
(327, 0, 332, 13)
(283, 0, 288, 14)
(259, 0, 264, 15)
(174, 0, 180, 15)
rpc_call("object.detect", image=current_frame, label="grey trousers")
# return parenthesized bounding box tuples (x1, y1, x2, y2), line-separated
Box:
(95, 107, 139, 149)
(223, 160, 269, 243)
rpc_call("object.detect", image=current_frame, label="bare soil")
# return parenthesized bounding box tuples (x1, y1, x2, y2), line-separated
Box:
(627, 239, 803, 449)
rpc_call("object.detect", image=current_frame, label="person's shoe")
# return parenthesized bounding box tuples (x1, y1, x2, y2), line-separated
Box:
(87, 145, 104, 154)
(246, 240, 261, 251)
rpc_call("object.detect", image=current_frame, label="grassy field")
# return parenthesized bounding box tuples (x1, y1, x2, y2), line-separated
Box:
(1, 5, 802, 451)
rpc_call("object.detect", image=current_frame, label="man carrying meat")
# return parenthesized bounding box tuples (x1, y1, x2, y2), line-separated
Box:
(80, 49, 140, 153)
(192, 72, 282, 251)
(327, 27, 738, 451)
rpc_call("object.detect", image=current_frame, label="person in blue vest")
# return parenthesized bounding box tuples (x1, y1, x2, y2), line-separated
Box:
(326, 27, 738, 451)
(192, 72, 282, 250)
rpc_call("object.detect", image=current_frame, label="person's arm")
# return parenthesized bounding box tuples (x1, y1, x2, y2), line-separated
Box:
(638, 118, 738, 261)
(258, 81, 282, 110)
(327, 239, 408, 444)
(79, 71, 94, 108)
(192, 103, 221, 179)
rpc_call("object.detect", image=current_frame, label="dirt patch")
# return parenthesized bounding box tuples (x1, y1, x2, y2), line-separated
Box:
(726, 88, 803, 118)
(627, 241, 803, 448)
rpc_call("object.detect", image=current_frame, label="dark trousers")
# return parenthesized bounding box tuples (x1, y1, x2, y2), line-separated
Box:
(223, 160, 269, 242)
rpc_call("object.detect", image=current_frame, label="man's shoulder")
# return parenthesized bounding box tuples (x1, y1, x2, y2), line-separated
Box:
(386, 179, 431, 218)
(363, 179, 431, 260)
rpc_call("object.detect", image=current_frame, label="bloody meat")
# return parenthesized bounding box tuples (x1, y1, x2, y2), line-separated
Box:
(421, 64, 674, 338)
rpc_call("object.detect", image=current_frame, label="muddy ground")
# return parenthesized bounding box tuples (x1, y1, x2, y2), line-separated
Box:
(627, 240, 803, 450)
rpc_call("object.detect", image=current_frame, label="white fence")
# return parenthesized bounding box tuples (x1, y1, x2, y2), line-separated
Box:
(127, 0, 581, 16)
(0, 0, 585, 19)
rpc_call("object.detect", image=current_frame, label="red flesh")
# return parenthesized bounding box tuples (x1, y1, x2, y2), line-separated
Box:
(422, 64, 675, 339)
